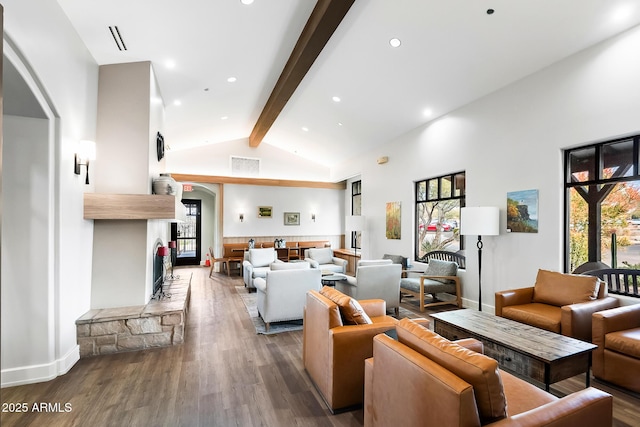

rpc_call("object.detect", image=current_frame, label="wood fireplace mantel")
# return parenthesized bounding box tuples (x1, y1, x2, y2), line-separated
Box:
(83, 193, 178, 220)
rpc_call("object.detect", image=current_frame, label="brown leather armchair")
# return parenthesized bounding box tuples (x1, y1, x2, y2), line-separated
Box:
(303, 288, 398, 413)
(592, 304, 640, 393)
(495, 269, 619, 342)
(364, 318, 613, 427)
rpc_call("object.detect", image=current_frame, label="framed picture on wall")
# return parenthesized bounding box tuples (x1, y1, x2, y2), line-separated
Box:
(284, 212, 300, 225)
(257, 206, 273, 218)
(507, 189, 539, 233)
(386, 201, 401, 239)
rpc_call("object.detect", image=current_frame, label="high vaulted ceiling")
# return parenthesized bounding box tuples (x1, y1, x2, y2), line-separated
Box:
(57, 0, 640, 168)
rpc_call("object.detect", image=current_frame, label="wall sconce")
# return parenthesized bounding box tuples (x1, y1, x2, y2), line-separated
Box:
(311, 213, 316, 222)
(239, 213, 244, 222)
(74, 140, 96, 184)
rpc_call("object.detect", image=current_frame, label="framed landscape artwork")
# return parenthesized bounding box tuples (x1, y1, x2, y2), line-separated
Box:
(386, 201, 401, 239)
(284, 212, 300, 226)
(507, 189, 539, 233)
(257, 206, 272, 218)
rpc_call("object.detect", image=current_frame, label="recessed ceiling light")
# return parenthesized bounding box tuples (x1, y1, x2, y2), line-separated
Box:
(227, 76, 237, 83)
(337, 122, 343, 126)
(486, 9, 495, 15)
(165, 60, 176, 69)
(389, 38, 401, 48)
(423, 108, 433, 117)
(173, 100, 182, 106)
(302, 127, 309, 132)
(221, 116, 228, 120)
(240, 0, 254, 4)
(204, 88, 209, 92)
(332, 96, 341, 102)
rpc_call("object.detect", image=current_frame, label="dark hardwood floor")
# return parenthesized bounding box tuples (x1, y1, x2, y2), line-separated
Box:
(1, 266, 638, 426)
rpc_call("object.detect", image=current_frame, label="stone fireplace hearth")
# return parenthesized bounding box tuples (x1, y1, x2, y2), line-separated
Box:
(76, 273, 191, 357)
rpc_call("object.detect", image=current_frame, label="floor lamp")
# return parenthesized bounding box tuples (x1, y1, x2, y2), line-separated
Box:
(345, 215, 365, 257)
(460, 207, 499, 312)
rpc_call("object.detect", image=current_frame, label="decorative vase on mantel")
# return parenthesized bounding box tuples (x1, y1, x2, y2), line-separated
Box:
(153, 173, 178, 196)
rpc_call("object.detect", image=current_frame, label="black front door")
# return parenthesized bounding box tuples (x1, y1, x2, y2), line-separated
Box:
(171, 199, 201, 266)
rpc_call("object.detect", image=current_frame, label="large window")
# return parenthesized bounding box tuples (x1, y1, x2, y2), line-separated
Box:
(415, 172, 465, 260)
(565, 136, 640, 272)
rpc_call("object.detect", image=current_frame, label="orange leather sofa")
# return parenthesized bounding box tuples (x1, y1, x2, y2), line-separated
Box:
(592, 304, 640, 393)
(303, 288, 398, 413)
(495, 269, 619, 342)
(364, 318, 613, 427)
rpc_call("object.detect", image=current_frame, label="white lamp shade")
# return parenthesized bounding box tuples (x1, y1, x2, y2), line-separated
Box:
(345, 215, 365, 231)
(460, 207, 499, 236)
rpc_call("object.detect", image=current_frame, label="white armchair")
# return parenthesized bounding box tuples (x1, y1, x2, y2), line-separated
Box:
(304, 247, 347, 274)
(253, 263, 321, 331)
(336, 260, 402, 316)
(242, 248, 281, 290)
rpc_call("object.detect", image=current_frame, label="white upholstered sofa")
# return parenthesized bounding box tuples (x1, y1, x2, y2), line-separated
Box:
(254, 262, 321, 331)
(336, 259, 402, 315)
(242, 248, 282, 290)
(304, 247, 347, 274)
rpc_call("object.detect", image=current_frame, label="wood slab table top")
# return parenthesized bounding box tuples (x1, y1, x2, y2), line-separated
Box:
(431, 309, 597, 391)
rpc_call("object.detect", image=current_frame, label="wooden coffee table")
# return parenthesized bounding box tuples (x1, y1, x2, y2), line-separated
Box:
(431, 310, 597, 392)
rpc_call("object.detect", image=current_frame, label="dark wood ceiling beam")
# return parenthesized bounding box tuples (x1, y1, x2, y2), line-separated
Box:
(249, 0, 356, 147)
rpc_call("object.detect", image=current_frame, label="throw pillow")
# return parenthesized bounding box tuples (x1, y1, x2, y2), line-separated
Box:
(424, 259, 458, 283)
(319, 286, 372, 325)
(532, 269, 600, 306)
(342, 299, 373, 325)
(396, 318, 507, 424)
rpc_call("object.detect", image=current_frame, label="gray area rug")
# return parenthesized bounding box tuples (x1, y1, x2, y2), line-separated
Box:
(235, 286, 304, 335)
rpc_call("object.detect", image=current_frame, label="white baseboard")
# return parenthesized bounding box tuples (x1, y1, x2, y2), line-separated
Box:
(1, 345, 79, 388)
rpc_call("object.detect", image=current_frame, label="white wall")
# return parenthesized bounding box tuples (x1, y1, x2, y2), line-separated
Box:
(224, 184, 343, 242)
(166, 138, 332, 182)
(91, 221, 149, 309)
(333, 25, 640, 312)
(2, 116, 53, 371)
(2, 0, 98, 386)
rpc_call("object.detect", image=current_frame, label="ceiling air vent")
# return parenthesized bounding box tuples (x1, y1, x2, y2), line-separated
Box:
(109, 26, 127, 51)
(231, 156, 260, 177)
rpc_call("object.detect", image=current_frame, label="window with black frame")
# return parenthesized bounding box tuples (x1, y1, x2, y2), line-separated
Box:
(565, 136, 640, 273)
(415, 172, 465, 261)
